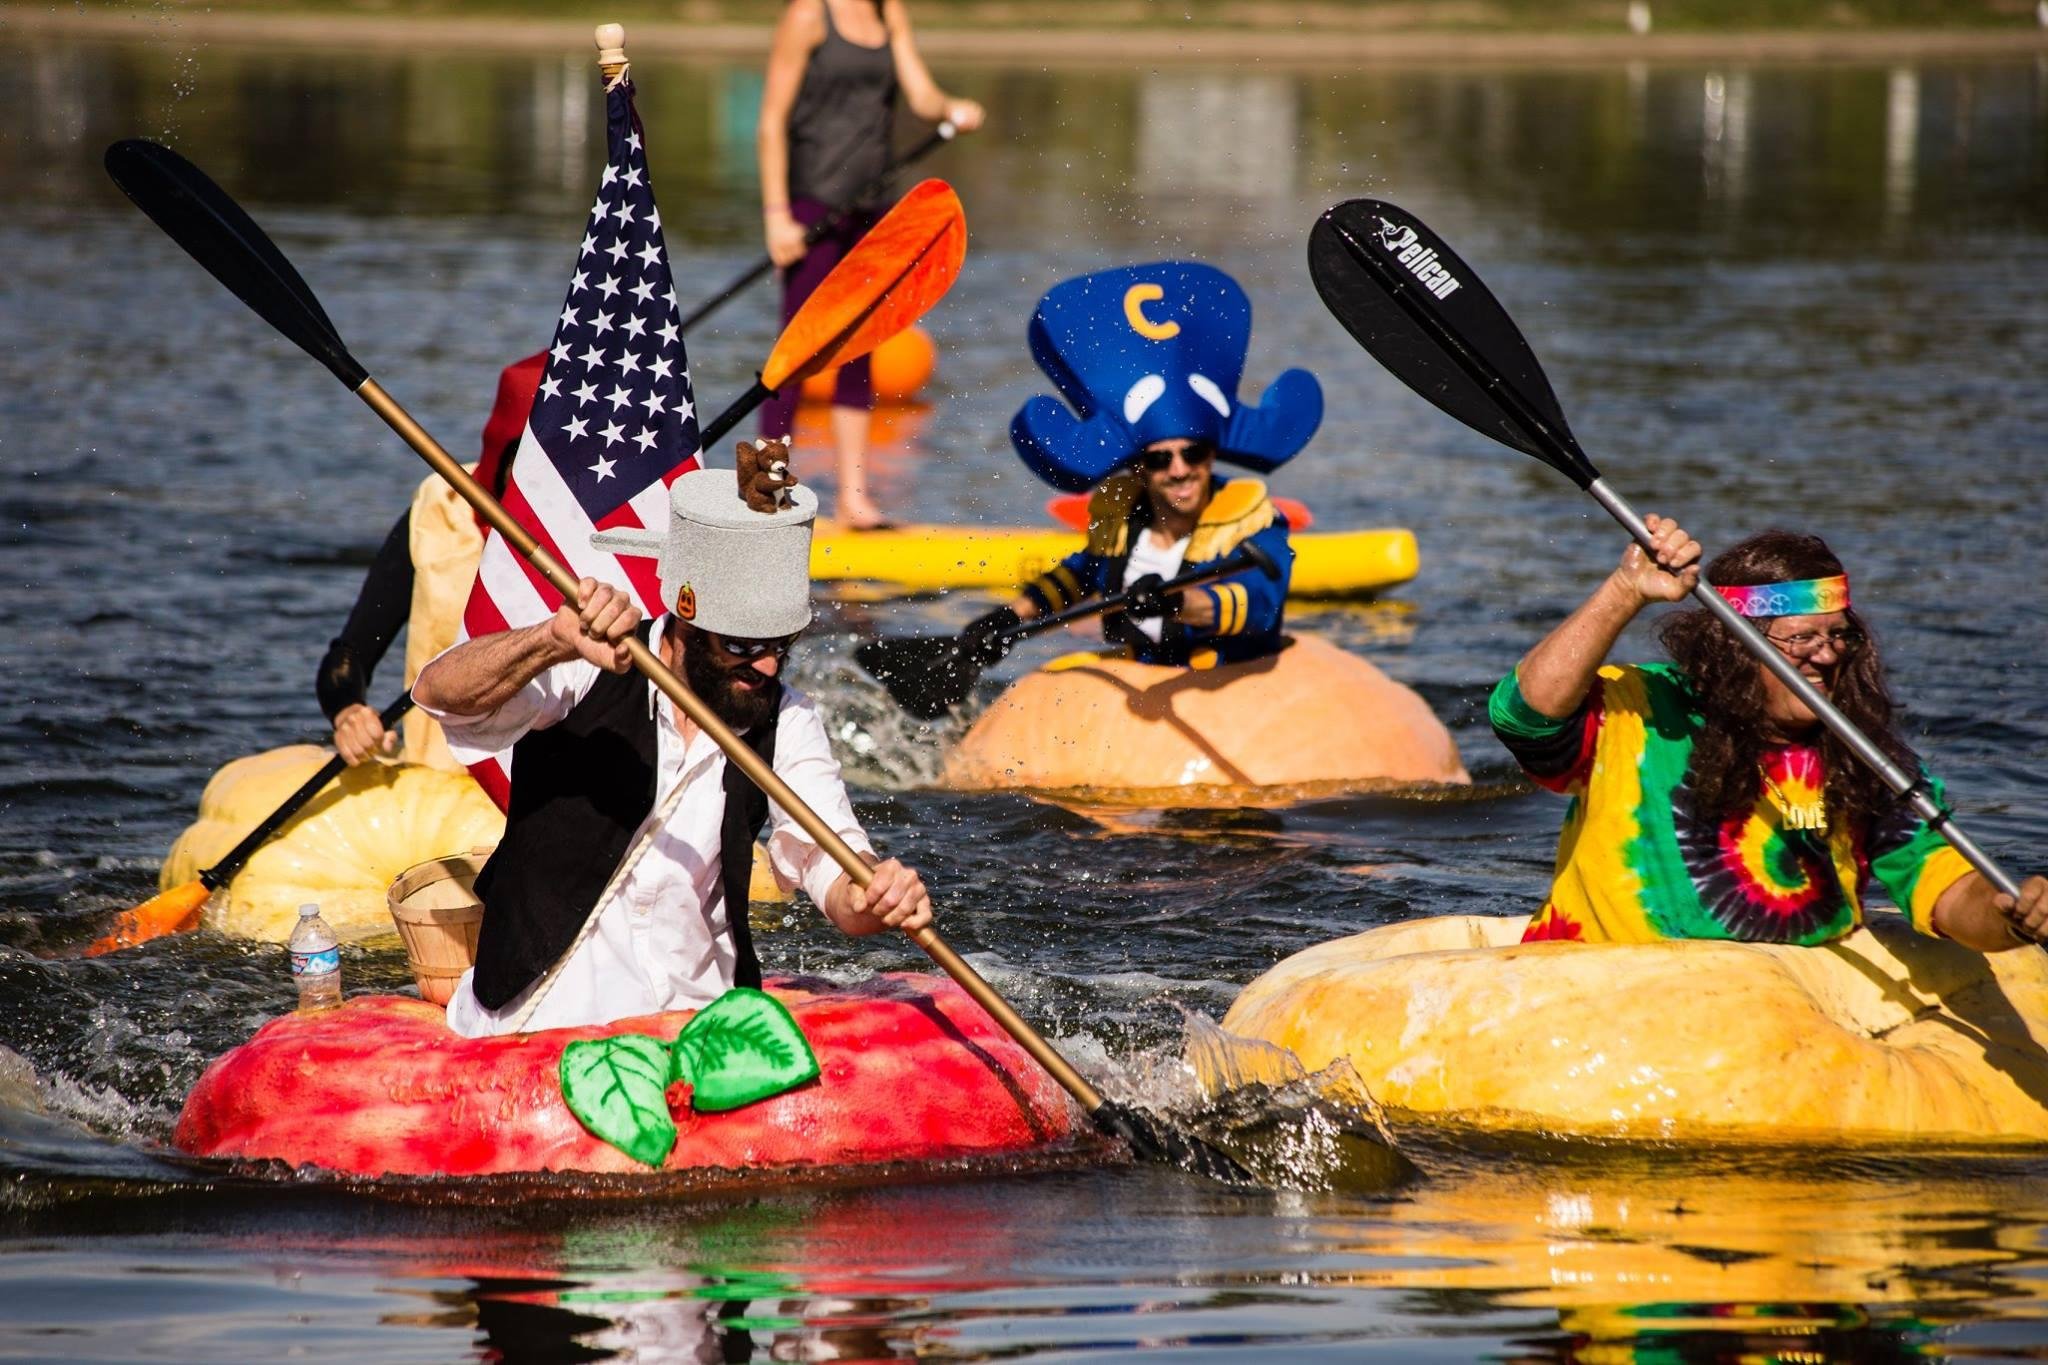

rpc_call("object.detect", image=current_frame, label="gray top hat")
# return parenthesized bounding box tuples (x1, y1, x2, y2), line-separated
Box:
(590, 467, 817, 638)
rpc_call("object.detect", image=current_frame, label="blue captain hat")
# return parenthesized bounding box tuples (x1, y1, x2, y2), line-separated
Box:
(1009, 261, 1323, 493)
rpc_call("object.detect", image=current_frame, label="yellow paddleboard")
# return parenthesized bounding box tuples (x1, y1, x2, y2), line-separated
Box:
(810, 524, 1418, 599)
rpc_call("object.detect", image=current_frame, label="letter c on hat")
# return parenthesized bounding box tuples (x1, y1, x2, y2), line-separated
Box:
(1123, 284, 1180, 341)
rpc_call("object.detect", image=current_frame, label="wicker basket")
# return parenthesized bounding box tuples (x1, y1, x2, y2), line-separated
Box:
(386, 849, 488, 1005)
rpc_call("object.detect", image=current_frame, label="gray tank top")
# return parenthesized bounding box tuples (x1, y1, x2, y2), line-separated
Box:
(786, 0, 897, 208)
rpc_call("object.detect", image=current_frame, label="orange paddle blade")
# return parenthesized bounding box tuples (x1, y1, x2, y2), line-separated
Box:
(1045, 492, 1315, 532)
(82, 879, 211, 957)
(762, 180, 966, 392)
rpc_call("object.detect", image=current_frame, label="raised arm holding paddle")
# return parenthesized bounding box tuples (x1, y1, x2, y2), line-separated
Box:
(1308, 197, 2047, 952)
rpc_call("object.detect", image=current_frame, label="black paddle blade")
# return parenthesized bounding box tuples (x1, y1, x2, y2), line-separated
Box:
(1309, 199, 1598, 489)
(1090, 1099, 1254, 1183)
(854, 636, 979, 720)
(104, 139, 368, 391)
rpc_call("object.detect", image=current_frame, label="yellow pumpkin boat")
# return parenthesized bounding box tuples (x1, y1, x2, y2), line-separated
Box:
(1202, 911, 2048, 1144)
(158, 745, 506, 942)
(940, 633, 1469, 802)
(157, 745, 794, 944)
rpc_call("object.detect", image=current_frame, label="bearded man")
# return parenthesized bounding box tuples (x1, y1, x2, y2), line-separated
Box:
(1491, 515, 2046, 950)
(414, 462, 930, 1037)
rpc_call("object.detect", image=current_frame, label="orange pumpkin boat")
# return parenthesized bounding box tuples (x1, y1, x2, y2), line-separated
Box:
(940, 633, 1469, 802)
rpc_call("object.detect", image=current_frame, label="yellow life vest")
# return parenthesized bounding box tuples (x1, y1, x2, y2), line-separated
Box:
(400, 469, 485, 771)
(1083, 471, 1277, 563)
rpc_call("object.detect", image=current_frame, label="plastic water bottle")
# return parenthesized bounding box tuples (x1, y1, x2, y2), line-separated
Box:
(289, 903, 342, 1013)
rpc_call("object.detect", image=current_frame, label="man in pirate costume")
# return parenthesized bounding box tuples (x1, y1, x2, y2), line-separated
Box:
(414, 450, 931, 1038)
(1492, 513, 2047, 951)
(960, 262, 1321, 671)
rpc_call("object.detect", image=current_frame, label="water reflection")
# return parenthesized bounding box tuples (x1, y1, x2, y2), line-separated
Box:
(1136, 72, 1297, 199)
(1365, 1147, 2048, 1363)
(5, 39, 2042, 256)
(16, 1154, 2040, 1361)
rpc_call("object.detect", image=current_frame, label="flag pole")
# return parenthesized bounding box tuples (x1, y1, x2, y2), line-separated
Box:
(594, 22, 628, 86)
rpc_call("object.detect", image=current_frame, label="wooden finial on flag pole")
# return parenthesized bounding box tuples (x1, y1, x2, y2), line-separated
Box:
(594, 23, 628, 86)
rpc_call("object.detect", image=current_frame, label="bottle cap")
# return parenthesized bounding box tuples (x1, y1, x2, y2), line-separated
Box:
(298, 904, 320, 918)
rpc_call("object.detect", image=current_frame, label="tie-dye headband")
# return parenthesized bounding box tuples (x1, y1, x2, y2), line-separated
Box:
(1712, 574, 1850, 618)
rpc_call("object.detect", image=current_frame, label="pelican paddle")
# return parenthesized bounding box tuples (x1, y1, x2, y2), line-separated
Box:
(1307, 197, 2028, 911)
(82, 693, 417, 957)
(676, 121, 957, 334)
(106, 137, 1252, 1182)
(857, 542, 1280, 719)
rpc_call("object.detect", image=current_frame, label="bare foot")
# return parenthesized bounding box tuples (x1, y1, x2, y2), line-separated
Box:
(837, 495, 894, 531)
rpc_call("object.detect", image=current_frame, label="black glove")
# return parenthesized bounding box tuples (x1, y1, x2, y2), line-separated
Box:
(1119, 574, 1178, 621)
(959, 605, 1022, 668)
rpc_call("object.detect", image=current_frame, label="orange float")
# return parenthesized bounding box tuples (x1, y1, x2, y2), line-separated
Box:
(939, 633, 1468, 802)
(800, 325, 936, 406)
(1047, 491, 1315, 532)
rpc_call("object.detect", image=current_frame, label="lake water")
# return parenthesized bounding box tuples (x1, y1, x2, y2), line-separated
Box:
(3, 31, 2048, 1361)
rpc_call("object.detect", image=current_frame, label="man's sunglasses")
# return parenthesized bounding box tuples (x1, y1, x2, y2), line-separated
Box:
(1138, 442, 1216, 473)
(709, 631, 800, 661)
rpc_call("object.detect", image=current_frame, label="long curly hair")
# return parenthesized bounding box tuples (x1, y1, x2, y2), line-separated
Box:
(1654, 530, 1910, 833)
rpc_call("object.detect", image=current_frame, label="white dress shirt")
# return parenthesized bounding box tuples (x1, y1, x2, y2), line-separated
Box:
(1123, 530, 1189, 643)
(417, 616, 873, 1037)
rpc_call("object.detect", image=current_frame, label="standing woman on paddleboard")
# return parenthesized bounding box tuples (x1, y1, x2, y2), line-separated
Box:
(756, 0, 983, 530)
(317, 353, 541, 771)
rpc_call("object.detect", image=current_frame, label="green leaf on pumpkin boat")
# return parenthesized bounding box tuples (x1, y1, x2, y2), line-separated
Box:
(559, 1033, 676, 1168)
(669, 987, 820, 1112)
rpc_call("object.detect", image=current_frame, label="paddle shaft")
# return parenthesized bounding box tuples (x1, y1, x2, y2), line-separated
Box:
(1001, 544, 1277, 648)
(1331, 216, 2023, 902)
(676, 123, 956, 335)
(699, 380, 771, 451)
(197, 692, 418, 891)
(354, 377, 1111, 1114)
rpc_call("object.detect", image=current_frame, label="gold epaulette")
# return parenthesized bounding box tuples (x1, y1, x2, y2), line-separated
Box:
(1027, 561, 1086, 611)
(1186, 479, 1276, 563)
(1084, 471, 1145, 556)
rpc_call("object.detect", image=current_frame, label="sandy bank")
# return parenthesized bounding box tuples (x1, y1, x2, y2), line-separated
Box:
(3, 4, 2043, 66)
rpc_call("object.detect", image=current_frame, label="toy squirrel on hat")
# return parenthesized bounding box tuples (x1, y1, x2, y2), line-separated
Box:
(971, 261, 1323, 672)
(592, 438, 817, 640)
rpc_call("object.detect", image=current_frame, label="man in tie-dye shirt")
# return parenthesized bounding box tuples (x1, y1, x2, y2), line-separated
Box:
(1490, 518, 2046, 950)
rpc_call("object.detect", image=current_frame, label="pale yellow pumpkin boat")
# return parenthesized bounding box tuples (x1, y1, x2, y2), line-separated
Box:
(158, 745, 506, 942)
(1200, 911, 2048, 1144)
(159, 745, 793, 944)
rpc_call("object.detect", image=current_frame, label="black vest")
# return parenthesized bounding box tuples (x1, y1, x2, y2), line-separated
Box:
(470, 624, 780, 1011)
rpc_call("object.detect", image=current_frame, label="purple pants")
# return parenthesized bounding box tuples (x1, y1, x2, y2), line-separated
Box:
(759, 198, 880, 439)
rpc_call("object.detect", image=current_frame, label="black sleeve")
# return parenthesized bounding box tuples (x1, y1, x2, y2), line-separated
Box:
(316, 509, 415, 722)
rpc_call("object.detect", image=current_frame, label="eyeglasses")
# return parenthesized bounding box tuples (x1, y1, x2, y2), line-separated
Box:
(1764, 626, 1865, 660)
(1138, 442, 1216, 473)
(709, 631, 799, 661)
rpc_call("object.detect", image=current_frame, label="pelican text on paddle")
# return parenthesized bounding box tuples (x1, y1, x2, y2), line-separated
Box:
(1375, 221, 1463, 300)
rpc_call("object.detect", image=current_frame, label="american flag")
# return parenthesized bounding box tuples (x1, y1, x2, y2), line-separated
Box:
(459, 77, 700, 806)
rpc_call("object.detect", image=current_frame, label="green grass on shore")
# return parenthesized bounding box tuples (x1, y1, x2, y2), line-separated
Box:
(65, 0, 2044, 33)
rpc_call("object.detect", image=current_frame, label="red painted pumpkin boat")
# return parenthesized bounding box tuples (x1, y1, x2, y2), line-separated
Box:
(175, 973, 1079, 1179)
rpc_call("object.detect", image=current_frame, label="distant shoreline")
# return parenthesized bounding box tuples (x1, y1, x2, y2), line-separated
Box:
(3, 4, 2044, 66)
